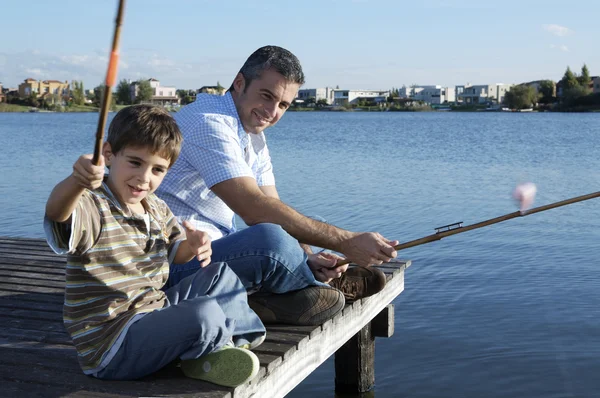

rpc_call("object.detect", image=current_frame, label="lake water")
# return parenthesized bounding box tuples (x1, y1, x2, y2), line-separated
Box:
(1, 111, 599, 397)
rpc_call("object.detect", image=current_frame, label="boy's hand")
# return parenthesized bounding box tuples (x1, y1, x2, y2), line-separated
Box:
(72, 154, 105, 190)
(182, 221, 212, 267)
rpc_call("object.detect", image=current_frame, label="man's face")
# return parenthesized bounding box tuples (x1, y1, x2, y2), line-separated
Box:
(232, 69, 300, 134)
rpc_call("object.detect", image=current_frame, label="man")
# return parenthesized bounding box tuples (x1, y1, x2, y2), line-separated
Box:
(157, 46, 398, 325)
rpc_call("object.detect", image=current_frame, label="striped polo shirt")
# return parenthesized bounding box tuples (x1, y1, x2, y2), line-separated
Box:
(44, 182, 184, 375)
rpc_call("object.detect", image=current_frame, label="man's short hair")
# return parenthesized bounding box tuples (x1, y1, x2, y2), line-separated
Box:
(107, 104, 182, 167)
(229, 45, 305, 92)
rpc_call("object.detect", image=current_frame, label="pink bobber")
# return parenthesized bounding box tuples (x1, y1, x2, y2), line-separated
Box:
(513, 182, 537, 213)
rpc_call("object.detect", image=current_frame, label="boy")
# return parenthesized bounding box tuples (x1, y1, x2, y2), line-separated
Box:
(44, 104, 265, 387)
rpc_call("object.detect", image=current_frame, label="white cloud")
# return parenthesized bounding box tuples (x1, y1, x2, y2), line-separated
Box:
(543, 24, 573, 37)
(550, 44, 569, 52)
(25, 68, 45, 77)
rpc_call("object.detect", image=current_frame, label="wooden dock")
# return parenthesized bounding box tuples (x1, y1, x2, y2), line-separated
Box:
(0, 236, 410, 398)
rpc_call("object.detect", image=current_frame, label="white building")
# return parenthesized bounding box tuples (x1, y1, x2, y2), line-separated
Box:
(130, 78, 180, 106)
(297, 87, 335, 105)
(333, 89, 389, 106)
(456, 83, 513, 104)
(399, 85, 455, 104)
(398, 85, 436, 99)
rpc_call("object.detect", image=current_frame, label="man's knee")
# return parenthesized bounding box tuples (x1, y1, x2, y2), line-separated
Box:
(251, 223, 304, 259)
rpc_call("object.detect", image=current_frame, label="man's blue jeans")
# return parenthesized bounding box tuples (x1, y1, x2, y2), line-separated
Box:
(166, 223, 326, 294)
(95, 262, 265, 380)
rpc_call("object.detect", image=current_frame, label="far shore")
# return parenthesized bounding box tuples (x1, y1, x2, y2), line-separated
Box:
(2, 103, 599, 114)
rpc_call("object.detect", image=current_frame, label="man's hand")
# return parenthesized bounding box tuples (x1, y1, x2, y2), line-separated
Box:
(182, 221, 212, 267)
(71, 154, 105, 190)
(307, 252, 348, 283)
(339, 232, 398, 267)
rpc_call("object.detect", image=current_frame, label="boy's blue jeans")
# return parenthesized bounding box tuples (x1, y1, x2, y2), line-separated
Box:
(166, 223, 326, 293)
(95, 262, 265, 380)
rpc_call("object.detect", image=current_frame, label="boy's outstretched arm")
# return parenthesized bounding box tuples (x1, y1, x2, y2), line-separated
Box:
(46, 154, 105, 223)
(173, 221, 212, 266)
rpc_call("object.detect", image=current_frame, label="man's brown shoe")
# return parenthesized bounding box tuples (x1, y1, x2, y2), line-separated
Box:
(248, 286, 345, 326)
(328, 266, 387, 302)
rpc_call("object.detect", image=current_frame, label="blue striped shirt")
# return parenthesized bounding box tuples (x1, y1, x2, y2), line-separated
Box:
(157, 92, 275, 240)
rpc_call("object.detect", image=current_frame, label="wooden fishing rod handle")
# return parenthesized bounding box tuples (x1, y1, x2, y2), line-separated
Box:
(92, 0, 126, 166)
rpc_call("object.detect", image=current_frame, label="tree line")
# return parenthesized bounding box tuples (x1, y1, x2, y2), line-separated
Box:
(504, 64, 596, 110)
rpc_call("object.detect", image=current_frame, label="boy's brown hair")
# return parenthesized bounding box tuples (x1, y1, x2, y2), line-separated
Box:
(107, 104, 182, 167)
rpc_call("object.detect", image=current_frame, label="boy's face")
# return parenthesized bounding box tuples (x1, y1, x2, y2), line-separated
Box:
(102, 143, 170, 213)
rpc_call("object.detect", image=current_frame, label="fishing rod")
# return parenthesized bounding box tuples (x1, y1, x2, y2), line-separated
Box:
(92, 0, 126, 165)
(337, 190, 600, 267)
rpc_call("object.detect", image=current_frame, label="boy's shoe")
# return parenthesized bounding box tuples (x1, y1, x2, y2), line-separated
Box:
(328, 266, 387, 302)
(248, 286, 345, 326)
(181, 345, 259, 387)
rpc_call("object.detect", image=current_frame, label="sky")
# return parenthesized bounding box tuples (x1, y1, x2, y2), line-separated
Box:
(1, 0, 598, 91)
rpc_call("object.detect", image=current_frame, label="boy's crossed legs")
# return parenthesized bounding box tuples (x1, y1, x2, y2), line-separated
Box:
(95, 262, 265, 386)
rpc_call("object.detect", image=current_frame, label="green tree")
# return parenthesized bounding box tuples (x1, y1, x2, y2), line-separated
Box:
(316, 98, 328, 107)
(135, 80, 154, 103)
(93, 85, 117, 110)
(116, 79, 132, 105)
(563, 85, 590, 104)
(27, 92, 40, 108)
(504, 85, 537, 109)
(216, 81, 224, 94)
(561, 66, 579, 92)
(538, 80, 555, 104)
(71, 80, 85, 106)
(578, 64, 591, 93)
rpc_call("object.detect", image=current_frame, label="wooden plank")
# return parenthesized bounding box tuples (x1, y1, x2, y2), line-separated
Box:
(0, 269, 65, 282)
(0, 297, 63, 313)
(0, 252, 65, 263)
(0, 306, 63, 322)
(0, 327, 70, 345)
(262, 331, 310, 351)
(265, 324, 316, 335)
(0, 263, 66, 276)
(0, 363, 231, 398)
(232, 261, 409, 398)
(2, 380, 127, 398)
(0, 290, 64, 303)
(251, 340, 298, 361)
(0, 316, 66, 334)
(0, 276, 65, 289)
(0, 245, 56, 256)
(0, 282, 64, 295)
(254, 352, 283, 374)
(0, 258, 66, 270)
(0, 237, 51, 246)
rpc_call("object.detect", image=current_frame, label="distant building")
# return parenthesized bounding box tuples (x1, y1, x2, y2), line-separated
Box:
(457, 83, 513, 104)
(332, 89, 389, 106)
(594, 77, 600, 94)
(0, 82, 4, 103)
(197, 86, 225, 95)
(297, 87, 335, 105)
(130, 78, 180, 106)
(18, 78, 70, 103)
(399, 85, 455, 104)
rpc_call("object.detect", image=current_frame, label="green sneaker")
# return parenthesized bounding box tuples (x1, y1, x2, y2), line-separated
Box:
(181, 345, 260, 387)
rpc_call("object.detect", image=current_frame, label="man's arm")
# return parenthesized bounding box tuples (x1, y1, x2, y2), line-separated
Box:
(211, 177, 398, 266)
